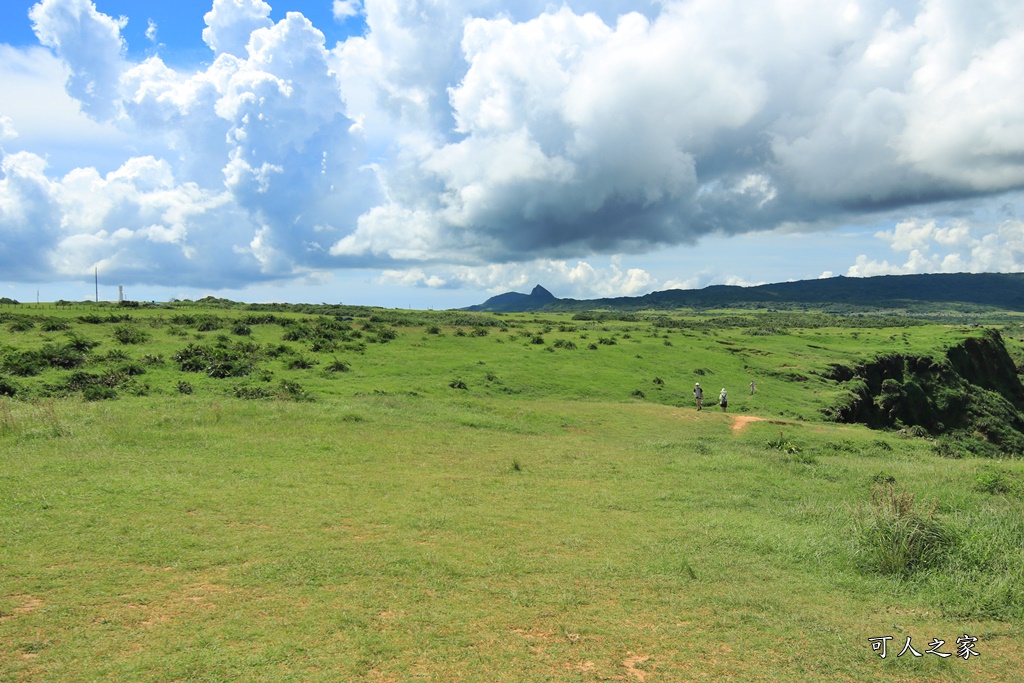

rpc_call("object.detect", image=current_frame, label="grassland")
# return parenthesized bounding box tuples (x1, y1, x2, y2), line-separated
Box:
(2, 302, 1023, 681)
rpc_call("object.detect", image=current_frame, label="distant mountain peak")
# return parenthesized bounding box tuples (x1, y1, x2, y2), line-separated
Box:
(461, 283, 559, 312)
(530, 285, 555, 300)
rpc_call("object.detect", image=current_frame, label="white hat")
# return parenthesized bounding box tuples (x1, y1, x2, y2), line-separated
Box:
(695, 382, 700, 386)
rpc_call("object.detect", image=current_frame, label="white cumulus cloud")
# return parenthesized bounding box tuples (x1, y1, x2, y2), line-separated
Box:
(848, 216, 1024, 277)
(2, 0, 1024, 301)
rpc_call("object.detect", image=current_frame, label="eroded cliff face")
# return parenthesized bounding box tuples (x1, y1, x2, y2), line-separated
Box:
(824, 329, 1024, 455)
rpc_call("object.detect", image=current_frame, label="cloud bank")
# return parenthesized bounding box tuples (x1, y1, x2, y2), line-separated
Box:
(1, 0, 1023, 296)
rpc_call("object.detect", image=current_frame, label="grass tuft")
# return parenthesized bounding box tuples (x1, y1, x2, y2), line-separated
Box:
(853, 482, 954, 576)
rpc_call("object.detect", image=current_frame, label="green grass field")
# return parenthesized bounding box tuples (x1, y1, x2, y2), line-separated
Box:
(2, 303, 1023, 681)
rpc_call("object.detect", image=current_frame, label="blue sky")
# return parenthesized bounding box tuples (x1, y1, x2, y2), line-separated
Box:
(1, 0, 1023, 309)
(1, 1, 365, 63)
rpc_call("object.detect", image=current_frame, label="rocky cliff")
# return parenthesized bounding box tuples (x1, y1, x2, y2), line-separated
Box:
(824, 329, 1024, 456)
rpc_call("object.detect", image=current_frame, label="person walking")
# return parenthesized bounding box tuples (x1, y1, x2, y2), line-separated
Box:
(749, 379, 756, 395)
(719, 387, 728, 412)
(693, 382, 703, 411)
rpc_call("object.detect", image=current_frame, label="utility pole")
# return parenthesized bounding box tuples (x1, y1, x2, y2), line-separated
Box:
(95, 267, 98, 302)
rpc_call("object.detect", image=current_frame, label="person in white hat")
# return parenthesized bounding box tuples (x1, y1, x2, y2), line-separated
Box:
(693, 382, 703, 411)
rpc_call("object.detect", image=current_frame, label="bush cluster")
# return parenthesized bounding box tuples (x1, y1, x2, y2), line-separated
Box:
(173, 343, 257, 378)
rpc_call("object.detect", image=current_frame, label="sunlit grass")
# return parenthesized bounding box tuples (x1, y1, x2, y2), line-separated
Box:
(1, 304, 1022, 680)
(1, 395, 1022, 680)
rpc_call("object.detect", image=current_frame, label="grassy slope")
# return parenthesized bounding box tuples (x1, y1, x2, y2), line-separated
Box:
(1, 304, 1023, 681)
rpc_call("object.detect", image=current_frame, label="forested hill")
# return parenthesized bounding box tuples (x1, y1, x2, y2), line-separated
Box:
(463, 273, 1024, 313)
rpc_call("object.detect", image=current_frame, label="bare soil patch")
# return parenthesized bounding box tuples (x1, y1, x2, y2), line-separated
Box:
(731, 415, 766, 431)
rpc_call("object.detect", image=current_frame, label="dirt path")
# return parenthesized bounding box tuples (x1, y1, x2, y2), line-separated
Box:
(731, 415, 766, 431)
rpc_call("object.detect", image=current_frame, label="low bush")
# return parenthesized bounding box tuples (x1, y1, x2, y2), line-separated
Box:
(233, 380, 313, 401)
(195, 316, 222, 332)
(2, 351, 46, 376)
(287, 356, 317, 370)
(39, 343, 88, 370)
(173, 343, 256, 378)
(83, 385, 118, 401)
(324, 358, 351, 373)
(65, 333, 101, 352)
(40, 318, 71, 332)
(0, 375, 19, 397)
(113, 325, 150, 345)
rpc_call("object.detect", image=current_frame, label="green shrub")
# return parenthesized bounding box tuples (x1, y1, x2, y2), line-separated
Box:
(40, 318, 70, 332)
(40, 343, 88, 370)
(975, 468, 1016, 495)
(113, 325, 150, 345)
(287, 356, 317, 370)
(0, 375, 19, 397)
(324, 358, 351, 373)
(173, 343, 255, 378)
(309, 337, 337, 353)
(373, 329, 398, 343)
(117, 362, 146, 377)
(196, 316, 222, 332)
(234, 380, 312, 401)
(83, 385, 118, 401)
(766, 432, 800, 454)
(278, 380, 313, 401)
(65, 333, 101, 352)
(2, 351, 46, 376)
(282, 324, 311, 341)
(234, 385, 273, 400)
(61, 372, 101, 392)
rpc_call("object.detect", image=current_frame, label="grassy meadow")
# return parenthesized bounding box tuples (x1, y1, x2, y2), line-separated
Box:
(2, 302, 1024, 681)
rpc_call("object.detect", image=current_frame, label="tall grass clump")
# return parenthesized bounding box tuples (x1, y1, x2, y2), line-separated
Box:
(0, 398, 16, 434)
(853, 483, 954, 576)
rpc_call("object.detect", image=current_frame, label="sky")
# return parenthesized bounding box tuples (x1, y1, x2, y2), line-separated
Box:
(1, 0, 1023, 309)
